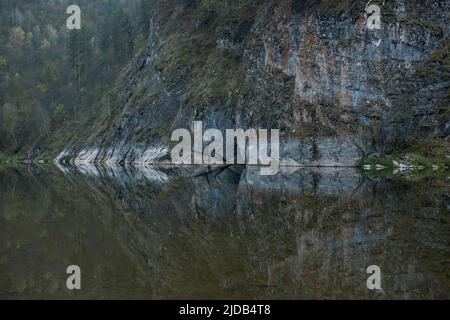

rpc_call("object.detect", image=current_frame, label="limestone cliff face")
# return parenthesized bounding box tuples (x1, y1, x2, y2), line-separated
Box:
(56, 0, 449, 166)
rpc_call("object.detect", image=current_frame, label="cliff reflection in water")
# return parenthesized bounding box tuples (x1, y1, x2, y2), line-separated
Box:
(0, 163, 449, 299)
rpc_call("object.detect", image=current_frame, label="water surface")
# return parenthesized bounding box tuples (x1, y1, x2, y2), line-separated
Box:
(0, 164, 449, 299)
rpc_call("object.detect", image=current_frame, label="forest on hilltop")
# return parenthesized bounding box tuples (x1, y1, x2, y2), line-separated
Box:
(0, 0, 153, 157)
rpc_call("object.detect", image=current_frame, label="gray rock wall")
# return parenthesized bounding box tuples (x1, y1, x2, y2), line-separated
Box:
(56, 0, 449, 167)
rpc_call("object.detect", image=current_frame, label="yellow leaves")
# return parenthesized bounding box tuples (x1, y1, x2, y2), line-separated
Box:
(40, 39, 51, 50)
(9, 27, 25, 47)
(38, 83, 48, 94)
(25, 32, 33, 46)
(0, 56, 7, 68)
(45, 24, 58, 42)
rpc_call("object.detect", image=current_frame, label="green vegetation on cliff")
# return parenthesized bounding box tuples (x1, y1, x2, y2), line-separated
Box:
(0, 0, 150, 158)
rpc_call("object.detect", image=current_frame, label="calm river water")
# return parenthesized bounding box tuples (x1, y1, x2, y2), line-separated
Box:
(0, 164, 449, 299)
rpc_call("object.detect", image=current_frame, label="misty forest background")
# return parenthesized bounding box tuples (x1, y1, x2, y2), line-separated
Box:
(0, 0, 153, 158)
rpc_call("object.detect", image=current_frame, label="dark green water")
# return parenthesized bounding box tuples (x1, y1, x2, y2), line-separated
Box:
(0, 164, 449, 299)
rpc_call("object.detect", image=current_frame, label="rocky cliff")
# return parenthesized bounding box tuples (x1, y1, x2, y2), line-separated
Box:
(55, 0, 449, 166)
